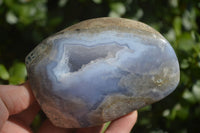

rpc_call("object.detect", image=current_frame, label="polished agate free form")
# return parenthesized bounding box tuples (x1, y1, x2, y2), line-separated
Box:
(25, 17, 180, 128)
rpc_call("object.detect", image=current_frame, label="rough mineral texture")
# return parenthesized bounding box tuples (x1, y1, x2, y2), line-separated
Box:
(25, 17, 180, 128)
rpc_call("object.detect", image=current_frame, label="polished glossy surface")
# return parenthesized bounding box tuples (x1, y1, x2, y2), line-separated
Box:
(25, 17, 180, 128)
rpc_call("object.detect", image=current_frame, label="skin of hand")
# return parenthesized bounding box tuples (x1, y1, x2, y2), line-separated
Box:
(0, 81, 138, 133)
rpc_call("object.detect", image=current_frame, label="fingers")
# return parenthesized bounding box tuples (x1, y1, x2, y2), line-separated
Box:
(105, 111, 138, 133)
(0, 81, 35, 115)
(0, 97, 9, 130)
(10, 102, 40, 126)
(38, 120, 103, 133)
(1, 120, 32, 133)
(0, 81, 35, 130)
(37, 120, 76, 133)
(37, 111, 137, 133)
(76, 125, 103, 133)
(1, 102, 40, 133)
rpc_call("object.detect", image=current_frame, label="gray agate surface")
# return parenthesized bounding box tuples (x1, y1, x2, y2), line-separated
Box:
(25, 17, 180, 128)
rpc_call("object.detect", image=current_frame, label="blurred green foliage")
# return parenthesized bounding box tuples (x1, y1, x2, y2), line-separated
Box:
(0, 0, 200, 132)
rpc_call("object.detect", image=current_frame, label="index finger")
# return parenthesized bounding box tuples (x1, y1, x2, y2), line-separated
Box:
(0, 81, 35, 124)
(105, 111, 138, 133)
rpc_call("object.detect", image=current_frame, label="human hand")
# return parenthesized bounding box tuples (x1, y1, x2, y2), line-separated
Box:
(0, 81, 138, 133)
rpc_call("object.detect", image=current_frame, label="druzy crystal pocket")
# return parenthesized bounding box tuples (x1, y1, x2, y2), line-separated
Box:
(25, 17, 180, 128)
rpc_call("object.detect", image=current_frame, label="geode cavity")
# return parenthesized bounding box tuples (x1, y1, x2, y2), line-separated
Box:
(25, 17, 180, 128)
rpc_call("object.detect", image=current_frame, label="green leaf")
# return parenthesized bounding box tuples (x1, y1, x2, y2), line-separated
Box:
(176, 106, 189, 120)
(109, 2, 126, 17)
(192, 80, 200, 101)
(31, 114, 42, 132)
(180, 59, 189, 69)
(182, 9, 197, 30)
(173, 16, 182, 37)
(180, 71, 190, 85)
(58, 0, 68, 7)
(162, 109, 170, 118)
(182, 89, 196, 104)
(93, 0, 102, 4)
(0, 64, 10, 80)
(108, 11, 120, 18)
(177, 32, 194, 51)
(164, 29, 176, 42)
(4, 0, 47, 25)
(6, 11, 18, 24)
(139, 105, 152, 112)
(170, 104, 189, 120)
(133, 8, 144, 20)
(0, 0, 3, 6)
(101, 121, 111, 133)
(139, 117, 151, 125)
(169, 0, 178, 7)
(9, 62, 27, 85)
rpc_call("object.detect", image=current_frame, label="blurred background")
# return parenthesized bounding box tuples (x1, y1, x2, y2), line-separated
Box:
(0, 0, 200, 132)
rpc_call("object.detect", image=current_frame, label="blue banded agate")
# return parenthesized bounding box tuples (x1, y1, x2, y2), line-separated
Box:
(25, 17, 180, 128)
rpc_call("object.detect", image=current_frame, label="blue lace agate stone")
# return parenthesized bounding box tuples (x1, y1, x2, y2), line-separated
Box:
(25, 17, 180, 128)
